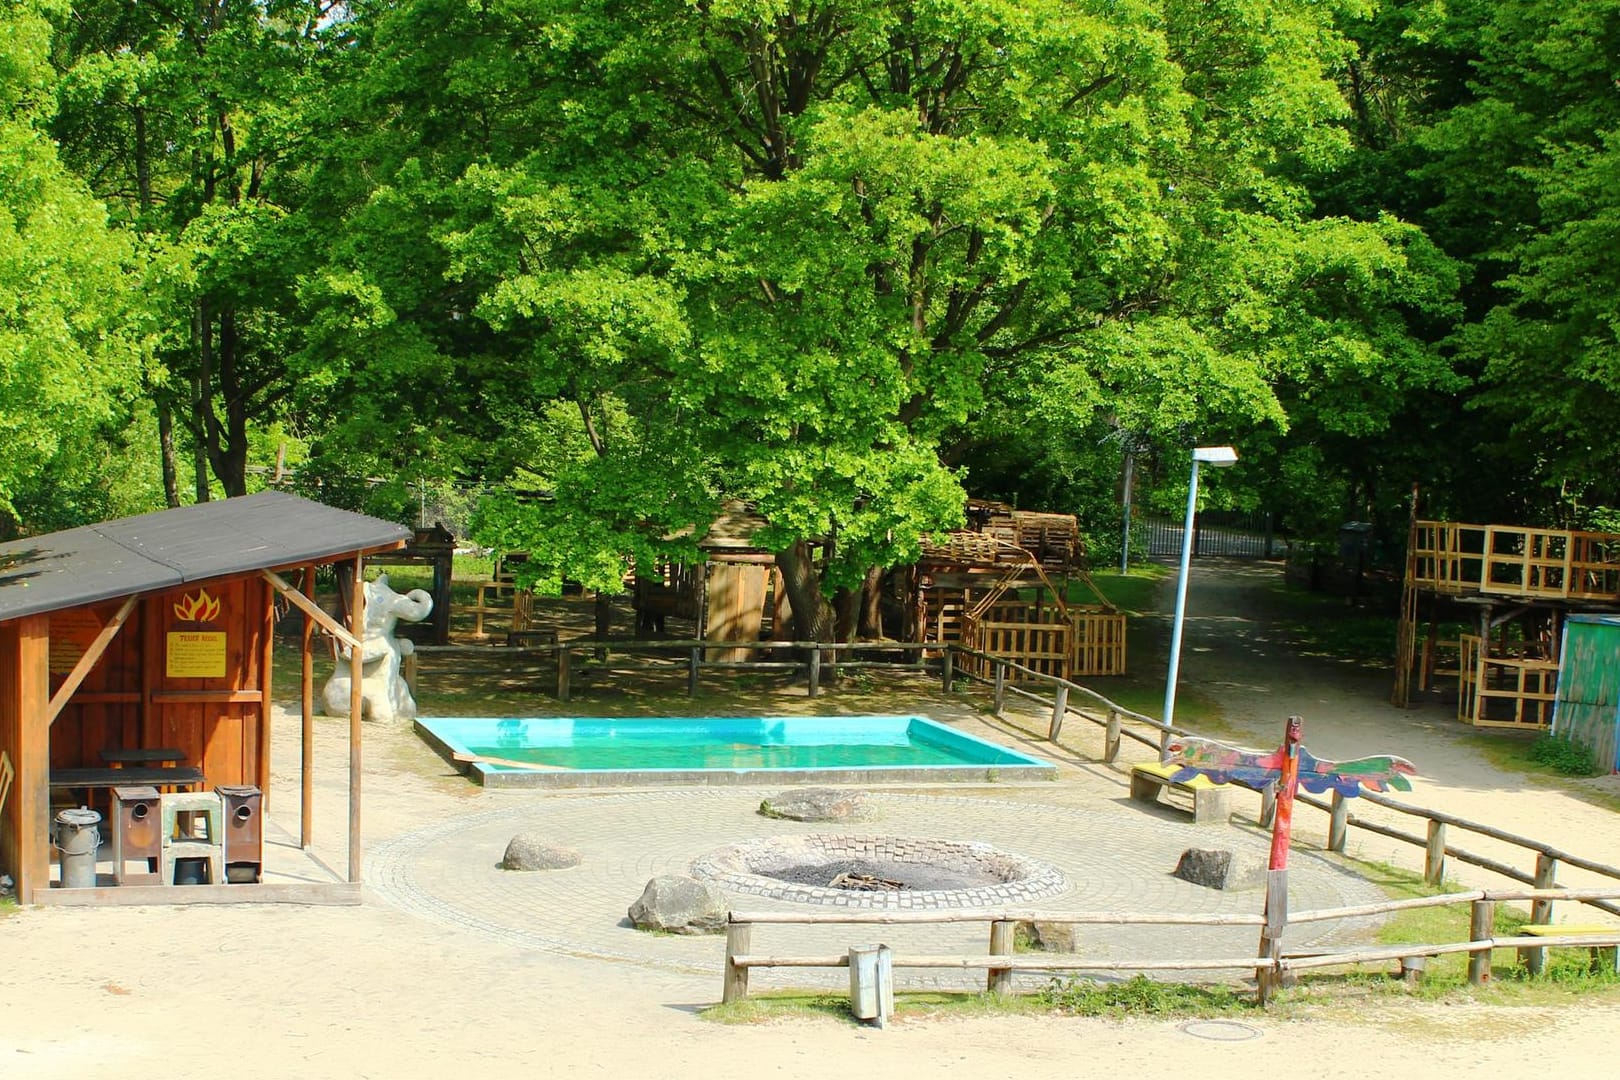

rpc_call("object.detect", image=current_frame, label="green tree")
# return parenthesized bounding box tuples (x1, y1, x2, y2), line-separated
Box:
(309, 0, 1461, 636)
(0, 0, 146, 527)
(50, 0, 342, 500)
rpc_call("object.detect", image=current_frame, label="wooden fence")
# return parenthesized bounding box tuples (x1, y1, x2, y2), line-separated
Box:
(721, 889, 1620, 1006)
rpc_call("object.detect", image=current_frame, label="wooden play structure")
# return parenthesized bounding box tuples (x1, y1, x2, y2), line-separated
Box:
(0, 492, 409, 904)
(916, 519, 1125, 682)
(1393, 519, 1620, 729)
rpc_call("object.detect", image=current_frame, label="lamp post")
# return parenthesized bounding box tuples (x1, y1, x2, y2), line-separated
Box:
(1161, 445, 1238, 750)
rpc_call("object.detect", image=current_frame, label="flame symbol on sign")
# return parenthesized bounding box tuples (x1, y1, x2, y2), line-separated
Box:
(173, 589, 221, 623)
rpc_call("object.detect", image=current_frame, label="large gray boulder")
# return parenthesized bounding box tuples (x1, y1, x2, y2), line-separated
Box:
(758, 788, 878, 823)
(500, 834, 582, 871)
(1173, 847, 1265, 891)
(1016, 920, 1078, 953)
(628, 875, 729, 935)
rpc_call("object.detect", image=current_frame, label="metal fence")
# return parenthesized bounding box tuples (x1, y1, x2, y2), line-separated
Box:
(1144, 511, 1279, 559)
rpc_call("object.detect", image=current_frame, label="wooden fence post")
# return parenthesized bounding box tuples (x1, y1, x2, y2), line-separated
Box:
(1258, 783, 1277, 829)
(808, 648, 821, 698)
(688, 648, 701, 697)
(993, 664, 1006, 715)
(987, 920, 1016, 995)
(1524, 853, 1559, 976)
(556, 645, 572, 703)
(402, 652, 417, 695)
(1468, 899, 1495, 986)
(1532, 853, 1558, 924)
(723, 921, 752, 1003)
(1424, 820, 1447, 885)
(1255, 870, 1288, 1006)
(1328, 792, 1349, 853)
(1049, 685, 1069, 742)
(941, 648, 955, 693)
(1104, 710, 1121, 763)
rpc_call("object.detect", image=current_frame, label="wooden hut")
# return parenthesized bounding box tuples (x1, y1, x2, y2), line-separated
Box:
(1550, 615, 1620, 773)
(0, 492, 408, 905)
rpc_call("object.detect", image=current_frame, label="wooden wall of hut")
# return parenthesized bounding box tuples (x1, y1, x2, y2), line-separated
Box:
(47, 577, 272, 797)
(703, 562, 770, 662)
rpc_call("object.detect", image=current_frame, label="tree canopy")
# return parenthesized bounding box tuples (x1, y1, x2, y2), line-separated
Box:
(8, 0, 1620, 625)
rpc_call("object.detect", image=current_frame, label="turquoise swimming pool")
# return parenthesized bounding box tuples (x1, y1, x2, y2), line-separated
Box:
(415, 714, 1056, 788)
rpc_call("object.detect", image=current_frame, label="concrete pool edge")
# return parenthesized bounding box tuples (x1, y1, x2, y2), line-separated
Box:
(412, 717, 1060, 789)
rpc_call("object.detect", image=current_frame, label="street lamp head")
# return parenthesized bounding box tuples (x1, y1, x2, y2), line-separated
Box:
(1192, 445, 1239, 467)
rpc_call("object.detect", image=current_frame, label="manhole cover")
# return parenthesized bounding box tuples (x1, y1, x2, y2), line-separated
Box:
(1178, 1020, 1262, 1042)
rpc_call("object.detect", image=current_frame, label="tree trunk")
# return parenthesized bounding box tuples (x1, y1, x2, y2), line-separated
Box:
(775, 541, 836, 643)
(859, 565, 884, 639)
(158, 399, 181, 508)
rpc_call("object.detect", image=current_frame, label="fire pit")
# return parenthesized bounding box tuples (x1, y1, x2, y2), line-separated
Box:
(690, 834, 1067, 909)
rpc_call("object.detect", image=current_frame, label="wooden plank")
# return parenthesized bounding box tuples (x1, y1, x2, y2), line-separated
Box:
(300, 565, 315, 849)
(150, 690, 265, 703)
(261, 569, 361, 650)
(348, 554, 364, 883)
(47, 596, 139, 725)
(730, 953, 1273, 972)
(729, 909, 1266, 927)
(16, 615, 50, 902)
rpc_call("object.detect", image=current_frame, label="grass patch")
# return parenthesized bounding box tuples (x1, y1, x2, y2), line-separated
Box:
(1527, 733, 1600, 776)
(1283, 856, 1620, 1004)
(1073, 567, 1169, 615)
(701, 989, 1044, 1025)
(1036, 974, 1253, 1017)
(0, 898, 17, 918)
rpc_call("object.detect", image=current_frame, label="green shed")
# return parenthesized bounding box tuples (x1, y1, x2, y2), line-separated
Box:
(1551, 614, 1620, 774)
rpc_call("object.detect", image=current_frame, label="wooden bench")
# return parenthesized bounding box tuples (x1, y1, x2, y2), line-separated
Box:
(1129, 761, 1232, 824)
(1517, 924, 1620, 976)
(51, 766, 206, 794)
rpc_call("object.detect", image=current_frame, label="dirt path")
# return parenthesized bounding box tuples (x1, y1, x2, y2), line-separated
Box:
(5, 560, 1620, 1078)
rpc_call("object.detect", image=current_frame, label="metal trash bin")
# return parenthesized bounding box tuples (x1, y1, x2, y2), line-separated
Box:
(54, 807, 102, 889)
(848, 943, 894, 1028)
(216, 784, 263, 883)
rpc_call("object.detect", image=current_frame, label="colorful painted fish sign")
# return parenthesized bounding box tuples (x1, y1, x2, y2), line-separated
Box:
(1162, 716, 1418, 1001)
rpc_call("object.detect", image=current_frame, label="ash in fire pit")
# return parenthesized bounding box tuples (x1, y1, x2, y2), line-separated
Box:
(772, 858, 999, 892)
(691, 834, 1067, 909)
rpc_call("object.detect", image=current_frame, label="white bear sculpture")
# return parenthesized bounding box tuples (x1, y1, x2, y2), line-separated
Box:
(321, 574, 434, 722)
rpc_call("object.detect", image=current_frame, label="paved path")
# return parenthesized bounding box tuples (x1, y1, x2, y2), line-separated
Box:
(366, 784, 1384, 994)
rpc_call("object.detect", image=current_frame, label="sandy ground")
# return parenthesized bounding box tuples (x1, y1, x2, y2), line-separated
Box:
(5, 559, 1620, 1079)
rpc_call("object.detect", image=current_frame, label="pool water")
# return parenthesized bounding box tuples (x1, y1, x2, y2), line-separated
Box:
(415, 714, 1056, 788)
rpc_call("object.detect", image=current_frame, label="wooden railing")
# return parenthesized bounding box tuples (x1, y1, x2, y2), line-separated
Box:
(1410, 521, 1620, 601)
(721, 889, 1620, 1006)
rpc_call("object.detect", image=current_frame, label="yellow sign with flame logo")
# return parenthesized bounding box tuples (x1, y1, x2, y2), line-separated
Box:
(167, 587, 226, 678)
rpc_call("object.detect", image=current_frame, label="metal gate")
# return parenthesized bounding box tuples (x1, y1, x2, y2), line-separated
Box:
(1144, 511, 1278, 558)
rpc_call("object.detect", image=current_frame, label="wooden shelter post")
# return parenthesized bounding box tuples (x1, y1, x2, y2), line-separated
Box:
(348, 554, 365, 883)
(300, 565, 315, 849)
(6, 616, 50, 903)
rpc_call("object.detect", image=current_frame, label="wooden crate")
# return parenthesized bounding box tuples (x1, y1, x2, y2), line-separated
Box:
(1458, 634, 1557, 729)
(1070, 609, 1127, 676)
(961, 604, 1071, 683)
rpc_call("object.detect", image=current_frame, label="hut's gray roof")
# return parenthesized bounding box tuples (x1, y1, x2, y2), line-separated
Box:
(0, 492, 410, 622)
